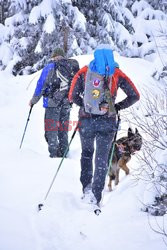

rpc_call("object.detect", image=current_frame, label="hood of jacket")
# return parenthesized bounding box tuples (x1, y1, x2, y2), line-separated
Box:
(89, 44, 119, 76)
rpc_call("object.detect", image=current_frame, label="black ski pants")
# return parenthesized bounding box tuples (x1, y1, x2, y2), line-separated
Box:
(44, 103, 70, 157)
(79, 116, 116, 203)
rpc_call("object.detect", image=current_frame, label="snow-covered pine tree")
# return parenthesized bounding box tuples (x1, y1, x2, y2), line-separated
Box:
(0, 0, 166, 75)
(0, 0, 10, 24)
(145, 0, 167, 13)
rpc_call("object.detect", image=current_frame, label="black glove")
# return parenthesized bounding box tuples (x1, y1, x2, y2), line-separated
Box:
(79, 107, 91, 118)
(114, 103, 121, 113)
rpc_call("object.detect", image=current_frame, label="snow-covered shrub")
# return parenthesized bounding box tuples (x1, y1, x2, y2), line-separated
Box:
(126, 83, 167, 218)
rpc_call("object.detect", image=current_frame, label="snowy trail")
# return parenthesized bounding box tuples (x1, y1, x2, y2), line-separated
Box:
(0, 56, 166, 250)
(33, 162, 165, 250)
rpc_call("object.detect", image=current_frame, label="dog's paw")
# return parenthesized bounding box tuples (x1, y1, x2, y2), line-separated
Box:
(125, 170, 130, 175)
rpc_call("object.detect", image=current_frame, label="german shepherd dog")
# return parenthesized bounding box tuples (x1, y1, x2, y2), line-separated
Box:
(108, 128, 142, 191)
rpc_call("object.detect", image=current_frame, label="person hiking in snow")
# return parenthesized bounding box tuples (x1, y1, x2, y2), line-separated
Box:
(29, 48, 79, 158)
(68, 44, 140, 206)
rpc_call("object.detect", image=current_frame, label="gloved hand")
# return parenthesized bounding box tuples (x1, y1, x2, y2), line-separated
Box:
(29, 100, 34, 107)
(79, 107, 91, 118)
(99, 103, 109, 113)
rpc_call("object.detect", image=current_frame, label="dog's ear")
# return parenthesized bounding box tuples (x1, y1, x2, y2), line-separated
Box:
(128, 128, 134, 138)
(135, 128, 138, 134)
(135, 128, 139, 135)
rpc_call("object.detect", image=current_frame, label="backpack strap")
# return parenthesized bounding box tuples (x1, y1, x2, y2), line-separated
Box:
(68, 66, 88, 102)
(103, 74, 116, 115)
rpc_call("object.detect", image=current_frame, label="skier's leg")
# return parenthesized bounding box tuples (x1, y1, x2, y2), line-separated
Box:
(79, 118, 95, 191)
(44, 107, 60, 157)
(92, 131, 114, 203)
(58, 103, 71, 157)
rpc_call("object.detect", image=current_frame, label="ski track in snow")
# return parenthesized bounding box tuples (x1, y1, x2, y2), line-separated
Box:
(0, 56, 166, 250)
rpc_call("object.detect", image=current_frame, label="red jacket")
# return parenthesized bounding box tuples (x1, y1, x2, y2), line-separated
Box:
(69, 65, 140, 112)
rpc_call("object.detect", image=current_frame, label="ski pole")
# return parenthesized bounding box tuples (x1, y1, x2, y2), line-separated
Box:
(108, 113, 121, 174)
(26, 73, 40, 90)
(38, 123, 79, 211)
(19, 105, 33, 149)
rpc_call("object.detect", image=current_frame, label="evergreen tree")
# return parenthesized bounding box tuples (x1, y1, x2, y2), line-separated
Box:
(0, 0, 166, 75)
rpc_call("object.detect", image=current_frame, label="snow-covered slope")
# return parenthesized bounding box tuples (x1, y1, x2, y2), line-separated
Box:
(0, 54, 166, 250)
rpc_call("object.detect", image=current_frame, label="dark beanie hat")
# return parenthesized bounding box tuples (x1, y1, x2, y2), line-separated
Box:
(51, 48, 65, 58)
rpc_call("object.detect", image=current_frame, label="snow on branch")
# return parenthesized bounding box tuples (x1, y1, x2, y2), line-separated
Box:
(5, 12, 25, 27)
(102, 13, 114, 32)
(43, 13, 55, 34)
(132, 0, 151, 16)
(29, 0, 54, 24)
(68, 5, 86, 32)
(140, 8, 167, 21)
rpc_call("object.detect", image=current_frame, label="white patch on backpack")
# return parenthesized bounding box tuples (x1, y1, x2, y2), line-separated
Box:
(56, 69, 69, 91)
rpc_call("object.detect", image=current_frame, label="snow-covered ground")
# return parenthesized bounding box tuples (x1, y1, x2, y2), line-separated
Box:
(0, 54, 166, 250)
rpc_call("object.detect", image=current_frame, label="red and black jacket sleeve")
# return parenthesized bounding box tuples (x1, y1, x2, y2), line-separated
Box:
(113, 68, 140, 110)
(68, 66, 88, 107)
